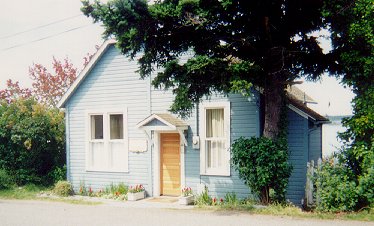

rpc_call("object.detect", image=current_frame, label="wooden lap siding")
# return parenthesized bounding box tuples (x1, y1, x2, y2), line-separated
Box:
(66, 43, 311, 203)
(286, 110, 309, 205)
(66, 45, 151, 193)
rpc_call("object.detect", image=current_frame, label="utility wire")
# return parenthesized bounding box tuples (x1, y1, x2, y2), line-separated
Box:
(0, 24, 92, 52)
(0, 14, 84, 40)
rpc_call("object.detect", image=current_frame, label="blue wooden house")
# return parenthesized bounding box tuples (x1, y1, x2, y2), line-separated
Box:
(58, 40, 329, 205)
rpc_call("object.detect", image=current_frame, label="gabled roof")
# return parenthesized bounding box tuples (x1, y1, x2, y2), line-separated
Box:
(136, 113, 188, 130)
(57, 39, 116, 108)
(286, 86, 317, 104)
(287, 94, 329, 123)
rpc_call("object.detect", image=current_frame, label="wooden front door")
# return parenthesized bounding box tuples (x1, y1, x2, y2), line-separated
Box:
(160, 133, 181, 196)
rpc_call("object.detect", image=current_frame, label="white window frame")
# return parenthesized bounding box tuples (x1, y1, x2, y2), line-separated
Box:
(85, 108, 128, 172)
(200, 102, 231, 176)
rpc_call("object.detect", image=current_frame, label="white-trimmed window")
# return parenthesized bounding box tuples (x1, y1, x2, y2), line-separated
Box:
(87, 108, 128, 172)
(200, 102, 230, 176)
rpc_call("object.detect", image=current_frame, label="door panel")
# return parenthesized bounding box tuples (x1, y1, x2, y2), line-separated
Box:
(160, 133, 181, 196)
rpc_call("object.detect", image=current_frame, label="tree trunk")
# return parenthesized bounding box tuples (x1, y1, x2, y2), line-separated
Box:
(260, 186, 270, 205)
(263, 80, 284, 140)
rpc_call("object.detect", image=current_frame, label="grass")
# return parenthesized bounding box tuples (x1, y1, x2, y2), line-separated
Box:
(211, 202, 374, 222)
(0, 184, 43, 200)
(0, 185, 101, 205)
(1, 185, 372, 221)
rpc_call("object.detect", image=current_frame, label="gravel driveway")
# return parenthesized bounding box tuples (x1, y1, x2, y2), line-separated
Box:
(0, 199, 372, 226)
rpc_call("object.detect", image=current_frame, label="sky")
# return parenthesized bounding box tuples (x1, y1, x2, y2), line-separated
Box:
(0, 0, 354, 116)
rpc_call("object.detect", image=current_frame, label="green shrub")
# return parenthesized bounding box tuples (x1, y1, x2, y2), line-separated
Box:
(194, 186, 212, 206)
(106, 183, 128, 195)
(0, 98, 65, 186)
(53, 180, 73, 197)
(231, 136, 292, 204)
(224, 192, 239, 206)
(48, 165, 67, 183)
(0, 169, 14, 190)
(357, 148, 374, 206)
(315, 159, 359, 212)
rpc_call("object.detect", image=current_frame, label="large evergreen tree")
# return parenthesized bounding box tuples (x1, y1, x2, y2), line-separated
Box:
(81, 0, 331, 140)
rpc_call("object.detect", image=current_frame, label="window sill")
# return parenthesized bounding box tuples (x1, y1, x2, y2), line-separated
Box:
(200, 171, 231, 177)
(85, 168, 129, 173)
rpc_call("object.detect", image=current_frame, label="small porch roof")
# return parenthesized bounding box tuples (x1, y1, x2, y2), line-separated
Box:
(136, 113, 189, 146)
(136, 113, 188, 131)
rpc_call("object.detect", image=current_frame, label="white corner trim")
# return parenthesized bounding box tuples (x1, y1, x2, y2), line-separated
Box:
(153, 132, 160, 197)
(58, 39, 117, 108)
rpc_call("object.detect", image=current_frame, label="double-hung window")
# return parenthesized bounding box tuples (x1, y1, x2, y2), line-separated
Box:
(200, 102, 230, 176)
(87, 109, 128, 172)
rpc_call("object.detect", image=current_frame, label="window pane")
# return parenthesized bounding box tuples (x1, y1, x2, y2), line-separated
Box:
(206, 108, 225, 170)
(110, 114, 123, 139)
(91, 115, 103, 139)
(206, 139, 225, 169)
(207, 140, 212, 168)
(206, 109, 224, 138)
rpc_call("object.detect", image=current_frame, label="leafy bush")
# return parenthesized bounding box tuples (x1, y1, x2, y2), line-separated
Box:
(0, 169, 14, 190)
(231, 136, 292, 204)
(107, 183, 128, 195)
(223, 192, 239, 206)
(359, 166, 374, 206)
(0, 98, 65, 185)
(48, 165, 67, 183)
(194, 186, 212, 206)
(314, 158, 359, 212)
(357, 147, 374, 207)
(53, 181, 73, 197)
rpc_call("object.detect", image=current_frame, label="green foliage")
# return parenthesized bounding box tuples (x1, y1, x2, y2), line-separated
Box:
(78, 181, 129, 200)
(48, 165, 67, 183)
(78, 181, 88, 196)
(53, 180, 74, 197)
(0, 184, 45, 200)
(194, 186, 212, 206)
(323, 0, 373, 209)
(0, 169, 14, 190)
(231, 136, 292, 204)
(314, 159, 359, 212)
(82, 0, 327, 122)
(357, 148, 374, 206)
(0, 98, 65, 186)
(107, 182, 129, 195)
(223, 192, 239, 207)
